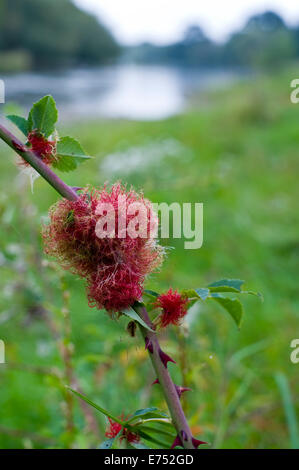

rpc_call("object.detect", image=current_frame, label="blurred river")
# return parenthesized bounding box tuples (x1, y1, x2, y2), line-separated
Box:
(2, 64, 240, 121)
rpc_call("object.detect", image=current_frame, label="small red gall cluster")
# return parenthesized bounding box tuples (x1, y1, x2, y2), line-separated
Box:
(155, 288, 189, 328)
(105, 417, 122, 438)
(42, 184, 164, 312)
(19, 131, 56, 167)
(105, 417, 140, 444)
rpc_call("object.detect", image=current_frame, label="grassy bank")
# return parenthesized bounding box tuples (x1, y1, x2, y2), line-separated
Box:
(0, 70, 298, 448)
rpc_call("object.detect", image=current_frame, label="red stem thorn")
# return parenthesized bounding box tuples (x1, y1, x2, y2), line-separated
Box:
(152, 378, 160, 386)
(171, 434, 183, 449)
(175, 385, 192, 398)
(158, 348, 176, 368)
(192, 437, 208, 448)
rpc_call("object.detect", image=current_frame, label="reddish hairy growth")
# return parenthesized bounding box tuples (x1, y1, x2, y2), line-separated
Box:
(105, 417, 140, 444)
(42, 184, 163, 312)
(19, 131, 56, 167)
(105, 418, 122, 438)
(156, 288, 189, 328)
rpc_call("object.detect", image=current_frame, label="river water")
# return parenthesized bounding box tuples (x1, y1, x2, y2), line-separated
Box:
(2, 65, 240, 121)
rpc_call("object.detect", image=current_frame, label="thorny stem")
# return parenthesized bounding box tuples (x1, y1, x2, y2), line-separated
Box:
(1, 123, 196, 449)
(0, 124, 78, 201)
(135, 305, 195, 449)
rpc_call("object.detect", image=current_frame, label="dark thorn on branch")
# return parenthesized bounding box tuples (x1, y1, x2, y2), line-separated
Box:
(171, 433, 207, 449)
(152, 379, 191, 397)
(158, 348, 176, 368)
(171, 434, 183, 449)
(192, 437, 208, 448)
(175, 385, 192, 398)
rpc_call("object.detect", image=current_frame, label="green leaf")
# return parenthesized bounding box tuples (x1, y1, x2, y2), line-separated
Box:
(121, 307, 154, 332)
(142, 291, 159, 312)
(28, 95, 58, 137)
(129, 407, 160, 418)
(6, 114, 29, 136)
(143, 289, 159, 299)
(208, 279, 245, 293)
(68, 388, 124, 425)
(139, 424, 176, 439)
(125, 408, 168, 425)
(130, 441, 152, 449)
(53, 136, 92, 172)
(242, 290, 264, 300)
(195, 288, 210, 301)
(137, 430, 170, 448)
(211, 295, 244, 328)
(181, 287, 209, 301)
(181, 288, 197, 298)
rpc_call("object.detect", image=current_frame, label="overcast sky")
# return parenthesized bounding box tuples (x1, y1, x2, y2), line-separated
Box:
(74, 0, 299, 45)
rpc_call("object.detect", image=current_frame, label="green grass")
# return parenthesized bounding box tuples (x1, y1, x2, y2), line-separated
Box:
(0, 69, 298, 448)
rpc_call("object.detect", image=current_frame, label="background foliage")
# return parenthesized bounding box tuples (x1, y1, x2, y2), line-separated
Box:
(0, 0, 120, 70)
(1, 4, 299, 72)
(0, 67, 298, 448)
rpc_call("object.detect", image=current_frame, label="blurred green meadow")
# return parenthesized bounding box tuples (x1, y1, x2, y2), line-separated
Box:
(0, 69, 298, 449)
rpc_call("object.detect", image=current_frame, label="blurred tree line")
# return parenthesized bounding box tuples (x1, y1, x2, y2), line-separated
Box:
(0, 6, 298, 73)
(0, 0, 119, 71)
(126, 11, 299, 69)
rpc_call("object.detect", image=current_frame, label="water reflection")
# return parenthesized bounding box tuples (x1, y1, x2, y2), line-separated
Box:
(2, 65, 239, 121)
